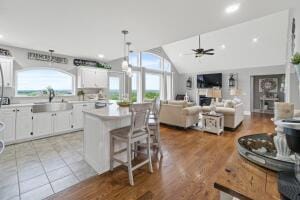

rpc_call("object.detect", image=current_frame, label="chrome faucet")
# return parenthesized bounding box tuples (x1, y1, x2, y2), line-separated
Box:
(48, 88, 55, 103)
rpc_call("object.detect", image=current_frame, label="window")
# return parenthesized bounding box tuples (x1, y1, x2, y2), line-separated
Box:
(166, 74, 172, 100)
(144, 73, 161, 100)
(129, 52, 139, 67)
(164, 59, 171, 72)
(109, 76, 121, 101)
(16, 68, 74, 97)
(141, 52, 161, 71)
(131, 71, 141, 102)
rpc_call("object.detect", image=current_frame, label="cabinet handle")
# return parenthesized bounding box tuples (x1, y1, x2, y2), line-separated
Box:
(16, 109, 20, 112)
(13, 109, 16, 112)
(30, 132, 33, 136)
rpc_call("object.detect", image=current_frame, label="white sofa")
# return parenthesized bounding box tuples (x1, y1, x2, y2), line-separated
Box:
(201, 102, 244, 129)
(160, 101, 201, 128)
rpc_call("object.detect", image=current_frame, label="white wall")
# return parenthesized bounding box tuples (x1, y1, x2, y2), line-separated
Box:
(176, 65, 293, 114)
(0, 44, 102, 103)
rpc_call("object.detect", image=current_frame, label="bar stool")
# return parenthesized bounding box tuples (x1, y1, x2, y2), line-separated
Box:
(148, 97, 163, 157)
(109, 103, 153, 186)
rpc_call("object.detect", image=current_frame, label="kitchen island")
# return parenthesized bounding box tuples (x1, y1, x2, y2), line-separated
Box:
(83, 104, 131, 174)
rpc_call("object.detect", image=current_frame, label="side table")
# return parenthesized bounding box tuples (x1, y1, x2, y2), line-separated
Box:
(202, 112, 224, 135)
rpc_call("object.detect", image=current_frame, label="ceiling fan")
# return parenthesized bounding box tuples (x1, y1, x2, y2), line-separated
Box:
(184, 35, 215, 58)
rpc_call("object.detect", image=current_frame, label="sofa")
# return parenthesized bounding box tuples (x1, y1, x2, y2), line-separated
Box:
(201, 100, 244, 129)
(160, 100, 201, 128)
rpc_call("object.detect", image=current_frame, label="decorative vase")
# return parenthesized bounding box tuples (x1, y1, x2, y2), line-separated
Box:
(294, 64, 300, 80)
(273, 127, 291, 160)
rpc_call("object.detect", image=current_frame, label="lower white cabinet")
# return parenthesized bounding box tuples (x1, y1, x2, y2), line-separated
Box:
(16, 107, 33, 140)
(0, 102, 95, 144)
(72, 103, 94, 129)
(32, 112, 53, 137)
(53, 111, 72, 133)
(33, 111, 73, 137)
(0, 108, 16, 143)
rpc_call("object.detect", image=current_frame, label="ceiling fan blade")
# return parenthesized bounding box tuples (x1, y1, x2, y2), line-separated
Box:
(203, 49, 214, 53)
(204, 53, 215, 55)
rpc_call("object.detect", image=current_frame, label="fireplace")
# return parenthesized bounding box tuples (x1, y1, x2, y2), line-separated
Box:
(199, 95, 212, 106)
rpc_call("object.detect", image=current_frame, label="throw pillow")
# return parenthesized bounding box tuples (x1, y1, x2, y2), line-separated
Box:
(215, 102, 224, 107)
(224, 100, 235, 108)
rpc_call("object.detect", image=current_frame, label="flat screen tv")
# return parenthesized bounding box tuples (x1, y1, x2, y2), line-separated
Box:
(197, 73, 222, 88)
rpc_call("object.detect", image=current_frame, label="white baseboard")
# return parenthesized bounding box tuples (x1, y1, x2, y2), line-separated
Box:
(244, 111, 251, 115)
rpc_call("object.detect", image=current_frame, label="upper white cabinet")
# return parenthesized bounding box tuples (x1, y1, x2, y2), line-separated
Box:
(78, 67, 107, 89)
(0, 57, 13, 87)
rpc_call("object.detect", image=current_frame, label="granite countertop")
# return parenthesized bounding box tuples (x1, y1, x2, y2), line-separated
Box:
(83, 104, 131, 120)
(0, 99, 108, 108)
(1, 103, 34, 108)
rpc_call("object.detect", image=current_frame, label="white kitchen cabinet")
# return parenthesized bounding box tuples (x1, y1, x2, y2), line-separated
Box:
(72, 103, 95, 129)
(53, 111, 72, 133)
(33, 112, 53, 137)
(95, 70, 108, 88)
(72, 104, 84, 129)
(0, 108, 16, 142)
(16, 107, 33, 140)
(78, 67, 107, 89)
(0, 57, 13, 87)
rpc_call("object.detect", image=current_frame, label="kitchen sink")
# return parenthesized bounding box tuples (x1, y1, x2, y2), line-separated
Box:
(32, 102, 73, 113)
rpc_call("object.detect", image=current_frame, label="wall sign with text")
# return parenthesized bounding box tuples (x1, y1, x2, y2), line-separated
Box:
(28, 52, 68, 64)
(73, 59, 111, 69)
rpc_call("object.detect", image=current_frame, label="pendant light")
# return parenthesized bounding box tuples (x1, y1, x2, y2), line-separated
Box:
(121, 30, 129, 71)
(126, 42, 133, 77)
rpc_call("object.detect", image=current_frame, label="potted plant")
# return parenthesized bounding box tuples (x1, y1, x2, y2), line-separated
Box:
(77, 90, 85, 101)
(292, 52, 300, 80)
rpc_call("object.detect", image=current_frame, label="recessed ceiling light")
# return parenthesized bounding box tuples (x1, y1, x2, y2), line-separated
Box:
(221, 44, 226, 49)
(252, 38, 258, 43)
(225, 3, 240, 14)
(98, 54, 104, 58)
(0, 34, 3, 39)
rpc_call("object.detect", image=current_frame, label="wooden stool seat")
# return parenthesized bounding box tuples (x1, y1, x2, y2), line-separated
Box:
(109, 103, 153, 186)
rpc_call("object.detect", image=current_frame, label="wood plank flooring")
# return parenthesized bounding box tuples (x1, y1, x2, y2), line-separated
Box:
(48, 113, 275, 200)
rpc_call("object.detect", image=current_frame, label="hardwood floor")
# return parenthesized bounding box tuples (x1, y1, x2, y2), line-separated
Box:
(49, 113, 275, 200)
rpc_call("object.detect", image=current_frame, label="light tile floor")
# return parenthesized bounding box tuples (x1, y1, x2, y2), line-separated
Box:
(0, 131, 97, 200)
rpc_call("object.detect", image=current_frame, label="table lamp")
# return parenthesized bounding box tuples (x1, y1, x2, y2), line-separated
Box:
(207, 88, 222, 115)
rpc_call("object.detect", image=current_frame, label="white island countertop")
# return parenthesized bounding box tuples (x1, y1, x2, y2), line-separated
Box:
(83, 104, 131, 120)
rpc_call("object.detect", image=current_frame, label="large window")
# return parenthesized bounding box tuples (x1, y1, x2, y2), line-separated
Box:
(129, 52, 139, 67)
(109, 76, 121, 101)
(166, 74, 172, 100)
(144, 73, 161, 100)
(128, 51, 173, 101)
(164, 59, 171, 72)
(131, 71, 141, 102)
(16, 68, 74, 97)
(141, 52, 161, 71)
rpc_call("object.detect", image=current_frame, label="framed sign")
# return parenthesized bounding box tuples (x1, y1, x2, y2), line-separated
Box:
(28, 52, 68, 64)
(73, 59, 111, 69)
(0, 48, 12, 57)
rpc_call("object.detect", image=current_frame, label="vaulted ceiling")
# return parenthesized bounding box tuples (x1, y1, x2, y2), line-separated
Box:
(0, 0, 299, 61)
(163, 10, 290, 74)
